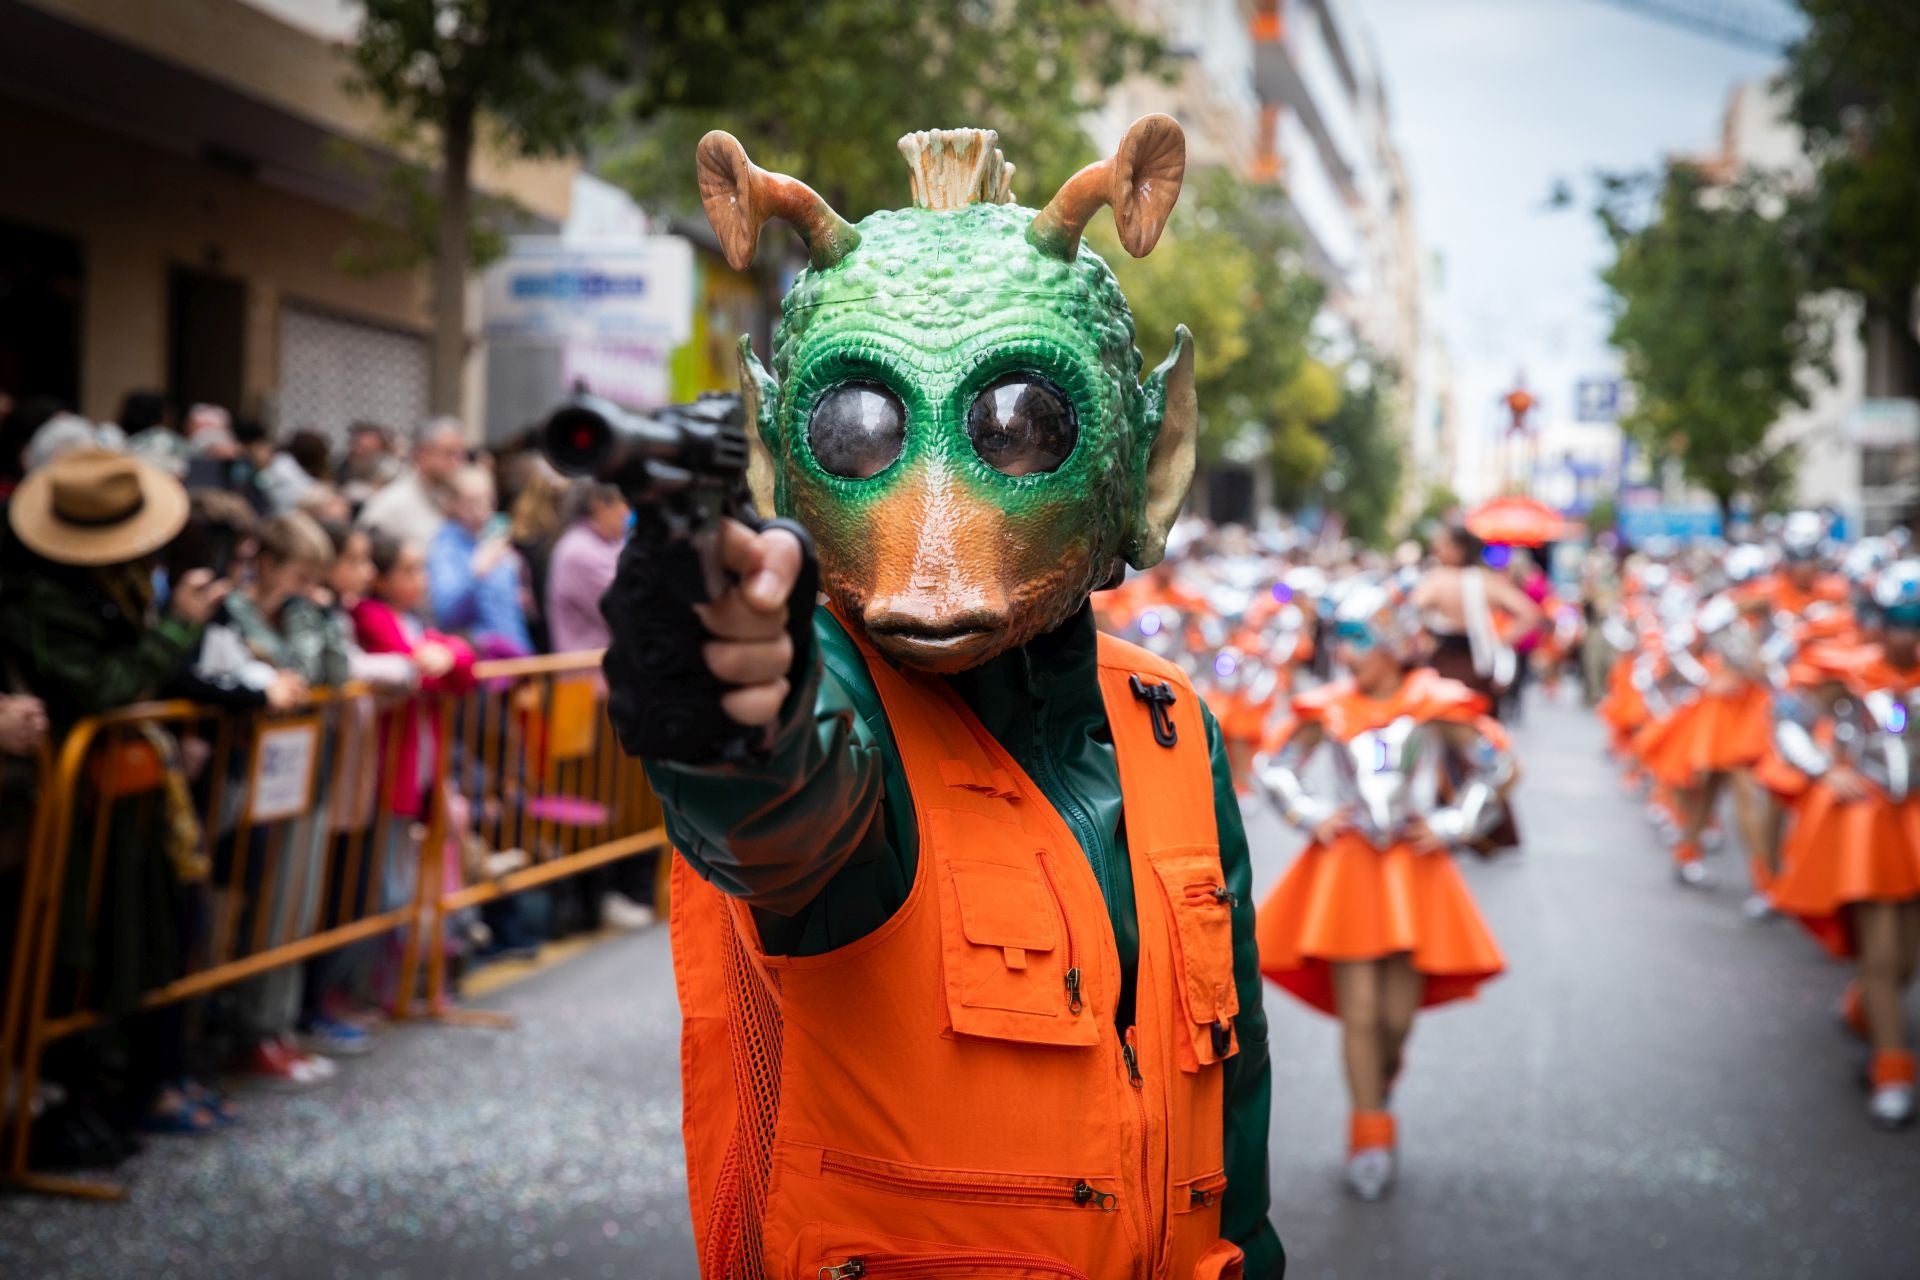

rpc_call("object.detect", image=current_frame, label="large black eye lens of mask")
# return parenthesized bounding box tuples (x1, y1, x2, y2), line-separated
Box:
(807, 382, 907, 479)
(966, 376, 1077, 477)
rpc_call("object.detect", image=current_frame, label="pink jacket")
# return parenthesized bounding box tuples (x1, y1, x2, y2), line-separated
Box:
(351, 599, 476, 816)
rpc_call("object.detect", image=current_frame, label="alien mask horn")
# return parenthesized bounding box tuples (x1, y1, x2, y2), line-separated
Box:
(1026, 113, 1186, 262)
(697, 131, 862, 271)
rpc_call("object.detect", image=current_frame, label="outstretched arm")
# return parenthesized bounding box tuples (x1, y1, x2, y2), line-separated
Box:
(1253, 721, 1337, 838)
(1427, 718, 1517, 845)
(617, 519, 885, 918)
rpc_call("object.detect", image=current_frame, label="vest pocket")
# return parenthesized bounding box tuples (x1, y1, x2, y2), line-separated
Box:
(1169, 1169, 1229, 1278)
(797, 1222, 1094, 1280)
(933, 810, 1100, 1046)
(813, 1147, 1120, 1213)
(1144, 845, 1241, 1071)
(1173, 1169, 1228, 1214)
(1191, 1239, 1246, 1280)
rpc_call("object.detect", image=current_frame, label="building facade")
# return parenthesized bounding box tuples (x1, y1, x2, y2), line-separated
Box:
(1683, 78, 1911, 535)
(0, 0, 573, 441)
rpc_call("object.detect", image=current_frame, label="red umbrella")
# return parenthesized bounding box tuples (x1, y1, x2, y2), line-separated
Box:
(1466, 495, 1563, 547)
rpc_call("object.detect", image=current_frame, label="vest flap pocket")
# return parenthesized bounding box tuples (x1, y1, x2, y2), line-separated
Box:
(1145, 844, 1240, 1070)
(952, 861, 1058, 953)
(931, 812, 1098, 1047)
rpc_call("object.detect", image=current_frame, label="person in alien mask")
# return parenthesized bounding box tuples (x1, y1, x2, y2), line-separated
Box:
(607, 117, 1281, 1280)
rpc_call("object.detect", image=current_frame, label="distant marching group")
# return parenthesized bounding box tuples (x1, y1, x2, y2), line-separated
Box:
(1594, 513, 1920, 1133)
(1092, 512, 1918, 1201)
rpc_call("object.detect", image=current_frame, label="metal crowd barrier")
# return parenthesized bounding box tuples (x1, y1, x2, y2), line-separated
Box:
(0, 651, 668, 1200)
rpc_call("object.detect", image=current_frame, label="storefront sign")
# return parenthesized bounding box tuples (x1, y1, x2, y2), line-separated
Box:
(484, 238, 695, 344)
(1847, 398, 1920, 449)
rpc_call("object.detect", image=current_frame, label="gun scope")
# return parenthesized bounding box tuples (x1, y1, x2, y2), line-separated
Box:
(541, 392, 747, 486)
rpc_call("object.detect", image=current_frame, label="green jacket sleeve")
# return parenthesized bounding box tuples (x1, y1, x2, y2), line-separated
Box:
(8, 580, 201, 723)
(644, 609, 893, 920)
(1206, 707, 1285, 1279)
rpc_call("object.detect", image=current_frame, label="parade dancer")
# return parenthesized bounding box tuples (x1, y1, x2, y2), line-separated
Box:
(1637, 546, 1775, 897)
(600, 119, 1284, 1277)
(1740, 515, 1860, 903)
(1254, 584, 1511, 1199)
(1769, 562, 1920, 1129)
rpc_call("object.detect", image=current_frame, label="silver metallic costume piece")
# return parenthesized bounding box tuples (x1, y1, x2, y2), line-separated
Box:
(1255, 713, 1513, 849)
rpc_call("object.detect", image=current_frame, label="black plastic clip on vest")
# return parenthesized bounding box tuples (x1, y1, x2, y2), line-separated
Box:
(1129, 674, 1179, 748)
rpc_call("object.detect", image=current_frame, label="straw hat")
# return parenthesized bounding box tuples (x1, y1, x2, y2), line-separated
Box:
(8, 448, 190, 566)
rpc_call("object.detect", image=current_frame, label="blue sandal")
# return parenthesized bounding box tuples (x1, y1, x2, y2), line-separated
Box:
(177, 1076, 240, 1125)
(142, 1092, 221, 1136)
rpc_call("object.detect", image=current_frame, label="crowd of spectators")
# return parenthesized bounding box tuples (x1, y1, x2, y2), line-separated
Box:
(0, 388, 641, 1168)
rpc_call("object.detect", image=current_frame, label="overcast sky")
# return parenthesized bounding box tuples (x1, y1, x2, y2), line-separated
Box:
(1353, 0, 1794, 493)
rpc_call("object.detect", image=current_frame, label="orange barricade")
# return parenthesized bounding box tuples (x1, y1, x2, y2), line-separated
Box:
(0, 650, 669, 1200)
(418, 651, 666, 1025)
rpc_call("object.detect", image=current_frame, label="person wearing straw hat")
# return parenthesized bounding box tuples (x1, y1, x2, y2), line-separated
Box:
(0, 448, 239, 1146)
(1, 448, 230, 729)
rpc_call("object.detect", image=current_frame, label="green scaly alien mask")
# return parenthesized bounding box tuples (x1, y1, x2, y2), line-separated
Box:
(699, 116, 1197, 673)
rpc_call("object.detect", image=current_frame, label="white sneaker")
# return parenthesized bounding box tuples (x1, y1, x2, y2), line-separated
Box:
(602, 892, 657, 931)
(486, 848, 532, 878)
(1676, 860, 1710, 887)
(1868, 1083, 1914, 1130)
(1344, 1147, 1395, 1201)
(1740, 893, 1776, 921)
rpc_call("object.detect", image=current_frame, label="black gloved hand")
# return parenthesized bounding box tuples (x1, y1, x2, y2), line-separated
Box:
(599, 511, 818, 764)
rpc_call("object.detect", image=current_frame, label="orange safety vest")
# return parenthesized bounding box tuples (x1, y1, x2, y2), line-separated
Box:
(670, 631, 1248, 1280)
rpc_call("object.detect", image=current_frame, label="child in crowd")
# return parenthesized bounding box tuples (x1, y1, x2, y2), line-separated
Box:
(297, 521, 425, 1036)
(209, 512, 353, 1084)
(352, 534, 476, 1008)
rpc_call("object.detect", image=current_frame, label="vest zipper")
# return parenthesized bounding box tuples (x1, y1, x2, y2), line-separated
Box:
(817, 1153, 1116, 1211)
(1185, 881, 1238, 909)
(819, 1250, 1092, 1279)
(1122, 1025, 1154, 1276)
(1036, 849, 1083, 1015)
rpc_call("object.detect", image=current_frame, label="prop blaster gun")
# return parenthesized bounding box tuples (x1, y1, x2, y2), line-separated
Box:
(542, 392, 816, 765)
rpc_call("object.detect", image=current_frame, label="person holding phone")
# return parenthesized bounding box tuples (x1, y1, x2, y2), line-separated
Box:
(426, 465, 531, 657)
(0, 449, 234, 1141)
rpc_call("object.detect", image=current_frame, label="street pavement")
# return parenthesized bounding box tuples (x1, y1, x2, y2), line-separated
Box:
(4, 692, 1919, 1279)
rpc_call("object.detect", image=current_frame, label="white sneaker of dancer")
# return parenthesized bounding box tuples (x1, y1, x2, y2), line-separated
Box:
(1868, 1083, 1915, 1130)
(1344, 1147, 1395, 1201)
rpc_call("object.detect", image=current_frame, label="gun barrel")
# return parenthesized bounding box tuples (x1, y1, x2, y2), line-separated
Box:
(541, 394, 680, 480)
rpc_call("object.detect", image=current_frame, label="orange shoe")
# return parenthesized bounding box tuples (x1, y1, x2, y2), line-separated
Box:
(1345, 1110, 1397, 1200)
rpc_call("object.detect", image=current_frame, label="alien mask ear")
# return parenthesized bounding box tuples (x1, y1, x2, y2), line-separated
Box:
(735, 335, 780, 517)
(1028, 114, 1186, 262)
(1129, 325, 1197, 570)
(698, 131, 862, 271)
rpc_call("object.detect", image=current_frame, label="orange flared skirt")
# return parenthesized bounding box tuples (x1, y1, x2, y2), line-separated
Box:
(1770, 785, 1920, 959)
(1256, 833, 1506, 1017)
(1636, 685, 1770, 787)
(1751, 738, 1812, 800)
(1598, 664, 1650, 745)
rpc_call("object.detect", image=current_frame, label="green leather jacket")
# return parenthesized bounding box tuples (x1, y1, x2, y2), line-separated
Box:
(648, 604, 1283, 1279)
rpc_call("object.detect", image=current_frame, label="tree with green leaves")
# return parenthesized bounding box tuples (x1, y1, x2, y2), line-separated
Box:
(1786, 0, 1920, 397)
(606, 0, 1163, 226)
(1313, 355, 1403, 545)
(350, 0, 636, 415)
(1596, 165, 1833, 518)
